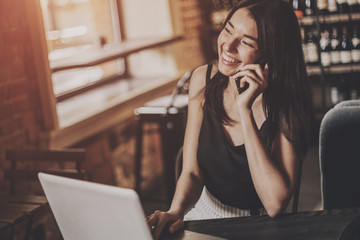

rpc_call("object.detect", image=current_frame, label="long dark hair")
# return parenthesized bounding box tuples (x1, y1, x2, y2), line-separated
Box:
(204, 0, 313, 158)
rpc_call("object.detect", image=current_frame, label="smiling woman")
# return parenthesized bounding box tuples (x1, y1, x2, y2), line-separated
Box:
(217, 8, 261, 76)
(147, 1, 314, 239)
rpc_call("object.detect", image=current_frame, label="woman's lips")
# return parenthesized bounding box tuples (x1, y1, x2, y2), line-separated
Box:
(221, 52, 240, 65)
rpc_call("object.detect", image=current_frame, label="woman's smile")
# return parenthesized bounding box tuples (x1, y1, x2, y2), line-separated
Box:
(221, 52, 241, 65)
(217, 8, 260, 76)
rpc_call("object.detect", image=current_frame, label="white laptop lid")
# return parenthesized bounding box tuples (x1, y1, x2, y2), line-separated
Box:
(38, 173, 153, 240)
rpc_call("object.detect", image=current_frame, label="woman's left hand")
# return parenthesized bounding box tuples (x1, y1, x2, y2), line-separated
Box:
(231, 63, 268, 111)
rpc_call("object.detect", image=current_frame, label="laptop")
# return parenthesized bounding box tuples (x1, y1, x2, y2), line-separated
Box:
(38, 173, 226, 240)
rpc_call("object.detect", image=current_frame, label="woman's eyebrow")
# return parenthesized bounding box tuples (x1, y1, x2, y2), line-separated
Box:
(227, 21, 258, 42)
(243, 34, 258, 42)
(228, 21, 235, 28)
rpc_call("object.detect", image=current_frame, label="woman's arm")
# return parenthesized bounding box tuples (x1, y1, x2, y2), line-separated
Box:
(168, 65, 207, 217)
(147, 65, 207, 239)
(240, 110, 298, 218)
(233, 64, 299, 217)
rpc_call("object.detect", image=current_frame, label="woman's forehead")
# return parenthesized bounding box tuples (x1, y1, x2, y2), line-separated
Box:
(228, 8, 258, 38)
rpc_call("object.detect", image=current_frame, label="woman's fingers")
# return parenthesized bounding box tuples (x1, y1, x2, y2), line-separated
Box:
(153, 214, 168, 240)
(233, 69, 257, 80)
(239, 64, 266, 81)
(147, 212, 158, 229)
(234, 70, 262, 89)
(169, 218, 184, 233)
(147, 211, 183, 240)
(263, 63, 269, 77)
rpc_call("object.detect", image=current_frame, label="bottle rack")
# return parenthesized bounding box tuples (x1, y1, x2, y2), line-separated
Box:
(297, 7, 360, 116)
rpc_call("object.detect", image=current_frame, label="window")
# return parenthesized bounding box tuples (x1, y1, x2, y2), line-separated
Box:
(39, 0, 179, 128)
(40, 0, 124, 100)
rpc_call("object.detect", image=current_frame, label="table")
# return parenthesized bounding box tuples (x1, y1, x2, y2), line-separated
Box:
(0, 194, 48, 240)
(163, 208, 360, 240)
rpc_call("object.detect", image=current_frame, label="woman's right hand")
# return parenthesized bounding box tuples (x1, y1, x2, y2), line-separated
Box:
(231, 63, 268, 111)
(147, 210, 184, 240)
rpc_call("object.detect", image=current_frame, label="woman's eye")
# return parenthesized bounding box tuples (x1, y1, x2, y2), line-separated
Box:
(224, 27, 231, 34)
(241, 40, 254, 48)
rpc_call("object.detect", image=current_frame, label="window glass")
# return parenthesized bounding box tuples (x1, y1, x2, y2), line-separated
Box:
(121, 0, 173, 39)
(52, 60, 124, 95)
(40, 0, 177, 127)
(121, 0, 176, 78)
(40, 0, 124, 97)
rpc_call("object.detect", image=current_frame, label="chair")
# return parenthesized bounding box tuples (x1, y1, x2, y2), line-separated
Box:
(175, 145, 302, 213)
(4, 148, 87, 195)
(133, 71, 192, 205)
(319, 100, 360, 210)
(2, 148, 87, 240)
(339, 215, 360, 240)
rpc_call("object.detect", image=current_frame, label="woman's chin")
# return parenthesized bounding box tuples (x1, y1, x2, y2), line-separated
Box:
(218, 65, 236, 77)
(218, 62, 241, 77)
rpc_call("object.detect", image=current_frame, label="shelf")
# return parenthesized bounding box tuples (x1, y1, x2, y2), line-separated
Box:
(299, 12, 360, 26)
(307, 63, 360, 76)
(50, 35, 183, 73)
(50, 72, 183, 147)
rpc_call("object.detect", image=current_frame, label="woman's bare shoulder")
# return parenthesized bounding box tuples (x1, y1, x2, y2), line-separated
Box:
(189, 63, 218, 93)
(188, 65, 207, 95)
(191, 65, 208, 82)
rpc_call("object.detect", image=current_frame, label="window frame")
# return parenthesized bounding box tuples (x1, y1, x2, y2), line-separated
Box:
(41, 0, 183, 103)
(26, 0, 184, 147)
(41, 0, 127, 102)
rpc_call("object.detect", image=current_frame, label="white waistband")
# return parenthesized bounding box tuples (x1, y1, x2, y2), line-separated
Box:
(184, 187, 266, 221)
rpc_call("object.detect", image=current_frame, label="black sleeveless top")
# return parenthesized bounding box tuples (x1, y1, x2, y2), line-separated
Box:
(197, 65, 273, 209)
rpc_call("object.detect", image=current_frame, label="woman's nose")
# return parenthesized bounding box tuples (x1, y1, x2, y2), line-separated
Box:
(224, 37, 238, 52)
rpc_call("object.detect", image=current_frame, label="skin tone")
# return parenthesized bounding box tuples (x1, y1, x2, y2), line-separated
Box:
(147, 8, 299, 240)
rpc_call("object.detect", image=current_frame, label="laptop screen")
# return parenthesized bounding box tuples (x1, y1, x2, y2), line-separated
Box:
(38, 173, 153, 240)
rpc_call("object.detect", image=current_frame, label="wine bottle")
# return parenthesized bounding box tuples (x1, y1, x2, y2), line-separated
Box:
(349, 75, 359, 99)
(337, 0, 350, 13)
(339, 76, 349, 101)
(348, 0, 359, 12)
(320, 29, 332, 67)
(307, 30, 319, 65)
(330, 26, 341, 65)
(351, 24, 360, 62)
(340, 25, 352, 64)
(293, 0, 304, 17)
(331, 83, 340, 105)
(304, 0, 315, 16)
(301, 27, 309, 64)
(328, 0, 339, 13)
(317, 0, 329, 14)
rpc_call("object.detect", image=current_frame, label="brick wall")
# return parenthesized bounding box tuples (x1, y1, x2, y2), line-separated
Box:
(0, 0, 46, 191)
(0, 0, 208, 191)
(172, 0, 211, 71)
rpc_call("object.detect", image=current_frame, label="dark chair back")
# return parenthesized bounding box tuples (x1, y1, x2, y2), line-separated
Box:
(4, 148, 87, 195)
(319, 100, 360, 210)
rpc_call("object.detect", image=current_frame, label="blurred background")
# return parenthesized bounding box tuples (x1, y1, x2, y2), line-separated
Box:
(1, 0, 360, 238)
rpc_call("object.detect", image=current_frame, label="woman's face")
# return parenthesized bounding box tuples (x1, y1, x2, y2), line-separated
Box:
(217, 8, 262, 77)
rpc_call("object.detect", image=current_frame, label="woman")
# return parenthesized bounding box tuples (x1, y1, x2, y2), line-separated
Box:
(148, 0, 313, 239)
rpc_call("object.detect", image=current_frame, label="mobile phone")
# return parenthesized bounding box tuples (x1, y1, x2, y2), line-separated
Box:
(235, 78, 249, 94)
(235, 58, 266, 94)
